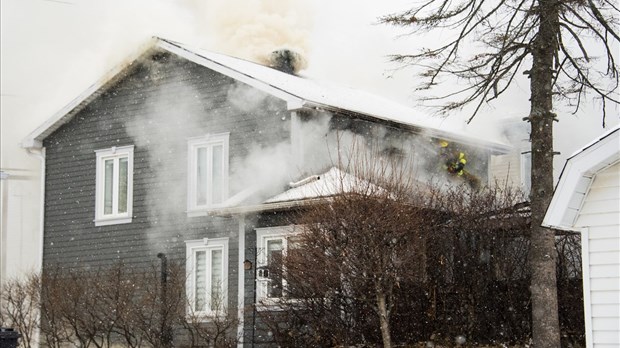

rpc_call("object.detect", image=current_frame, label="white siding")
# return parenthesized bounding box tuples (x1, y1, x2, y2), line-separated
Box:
(489, 152, 521, 187)
(576, 163, 620, 348)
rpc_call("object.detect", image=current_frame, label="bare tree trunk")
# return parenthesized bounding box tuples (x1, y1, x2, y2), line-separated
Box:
(528, 0, 561, 347)
(375, 289, 392, 348)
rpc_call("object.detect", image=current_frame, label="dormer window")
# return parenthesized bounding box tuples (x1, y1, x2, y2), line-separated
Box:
(94, 145, 134, 226)
(187, 133, 229, 214)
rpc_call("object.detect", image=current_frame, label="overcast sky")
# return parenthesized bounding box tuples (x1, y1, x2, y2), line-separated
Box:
(1, 0, 618, 179)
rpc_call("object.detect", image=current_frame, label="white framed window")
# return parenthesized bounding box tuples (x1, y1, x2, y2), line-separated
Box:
(187, 133, 229, 214)
(256, 225, 301, 308)
(186, 238, 229, 318)
(94, 145, 134, 226)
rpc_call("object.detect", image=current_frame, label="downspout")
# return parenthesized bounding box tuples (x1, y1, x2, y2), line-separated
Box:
(157, 252, 173, 348)
(237, 215, 246, 348)
(26, 145, 45, 348)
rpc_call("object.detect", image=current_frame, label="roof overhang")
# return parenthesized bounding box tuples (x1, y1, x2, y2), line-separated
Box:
(21, 38, 160, 150)
(542, 126, 620, 231)
(206, 197, 328, 217)
(22, 36, 511, 153)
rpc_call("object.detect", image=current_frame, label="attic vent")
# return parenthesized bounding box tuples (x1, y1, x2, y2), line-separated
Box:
(269, 49, 303, 75)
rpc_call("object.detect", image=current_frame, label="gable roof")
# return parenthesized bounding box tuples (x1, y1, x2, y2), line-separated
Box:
(22, 37, 510, 152)
(542, 125, 620, 231)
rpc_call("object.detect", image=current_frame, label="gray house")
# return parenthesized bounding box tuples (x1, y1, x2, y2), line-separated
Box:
(22, 37, 512, 346)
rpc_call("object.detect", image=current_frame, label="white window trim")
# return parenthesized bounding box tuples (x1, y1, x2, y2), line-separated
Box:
(185, 237, 229, 319)
(255, 225, 301, 310)
(187, 133, 229, 216)
(94, 145, 134, 226)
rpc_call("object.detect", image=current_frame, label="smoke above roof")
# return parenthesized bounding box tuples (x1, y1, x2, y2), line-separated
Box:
(193, 0, 313, 72)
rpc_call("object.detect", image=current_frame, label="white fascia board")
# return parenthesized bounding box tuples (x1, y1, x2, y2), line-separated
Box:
(156, 40, 304, 109)
(299, 101, 512, 154)
(22, 38, 159, 150)
(206, 197, 328, 216)
(543, 128, 620, 229)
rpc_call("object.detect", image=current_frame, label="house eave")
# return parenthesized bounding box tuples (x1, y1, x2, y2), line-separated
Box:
(206, 197, 328, 217)
(543, 125, 620, 229)
(23, 36, 511, 153)
(156, 39, 305, 109)
(21, 38, 159, 149)
(298, 101, 511, 154)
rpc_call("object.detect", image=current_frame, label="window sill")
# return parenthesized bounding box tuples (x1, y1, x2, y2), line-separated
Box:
(94, 216, 132, 227)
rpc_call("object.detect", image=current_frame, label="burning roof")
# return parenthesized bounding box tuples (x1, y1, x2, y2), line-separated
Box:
(23, 37, 511, 153)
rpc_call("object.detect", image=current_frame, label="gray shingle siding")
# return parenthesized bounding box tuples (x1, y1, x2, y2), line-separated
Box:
(42, 51, 291, 321)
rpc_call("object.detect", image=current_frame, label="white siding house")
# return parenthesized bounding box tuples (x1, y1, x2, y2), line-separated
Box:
(543, 125, 620, 348)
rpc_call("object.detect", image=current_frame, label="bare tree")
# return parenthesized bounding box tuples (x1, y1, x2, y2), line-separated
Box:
(278, 161, 432, 348)
(0, 274, 41, 348)
(182, 287, 239, 348)
(380, 1, 618, 346)
(37, 261, 239, 348)
(256, 146, 448, 348)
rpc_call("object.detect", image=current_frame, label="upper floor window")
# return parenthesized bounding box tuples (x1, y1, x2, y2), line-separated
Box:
(95, 145, 134, 226)
(185, 238, 229, 318)
(187, 133, 229, 213)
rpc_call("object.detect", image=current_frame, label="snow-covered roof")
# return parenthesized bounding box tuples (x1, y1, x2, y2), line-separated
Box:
(206, 167, 379, 216)
(264, 167, 378, 203)
(22, 37, 510, 152)
(542, 125, 620, 231)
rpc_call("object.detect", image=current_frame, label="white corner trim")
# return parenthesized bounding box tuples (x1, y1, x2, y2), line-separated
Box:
(580, 227, 593, 348)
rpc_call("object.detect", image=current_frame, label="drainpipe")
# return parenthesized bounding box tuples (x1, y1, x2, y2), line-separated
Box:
(157, 252, 173, 348)
(237, 215, 246, 348)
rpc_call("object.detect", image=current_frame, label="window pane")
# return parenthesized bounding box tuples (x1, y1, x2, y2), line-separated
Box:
(104, 159, 114, 215)
(267, 240, 283, 298)
(211, 249, 223, 311)
(196, 147, 208, 206)
(118, 157, 128, 213)
(211, 145, 223, 204)
(195, 250, 207, 312)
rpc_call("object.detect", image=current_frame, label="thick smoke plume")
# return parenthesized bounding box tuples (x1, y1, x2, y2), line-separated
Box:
(181, 0, 312, 70)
